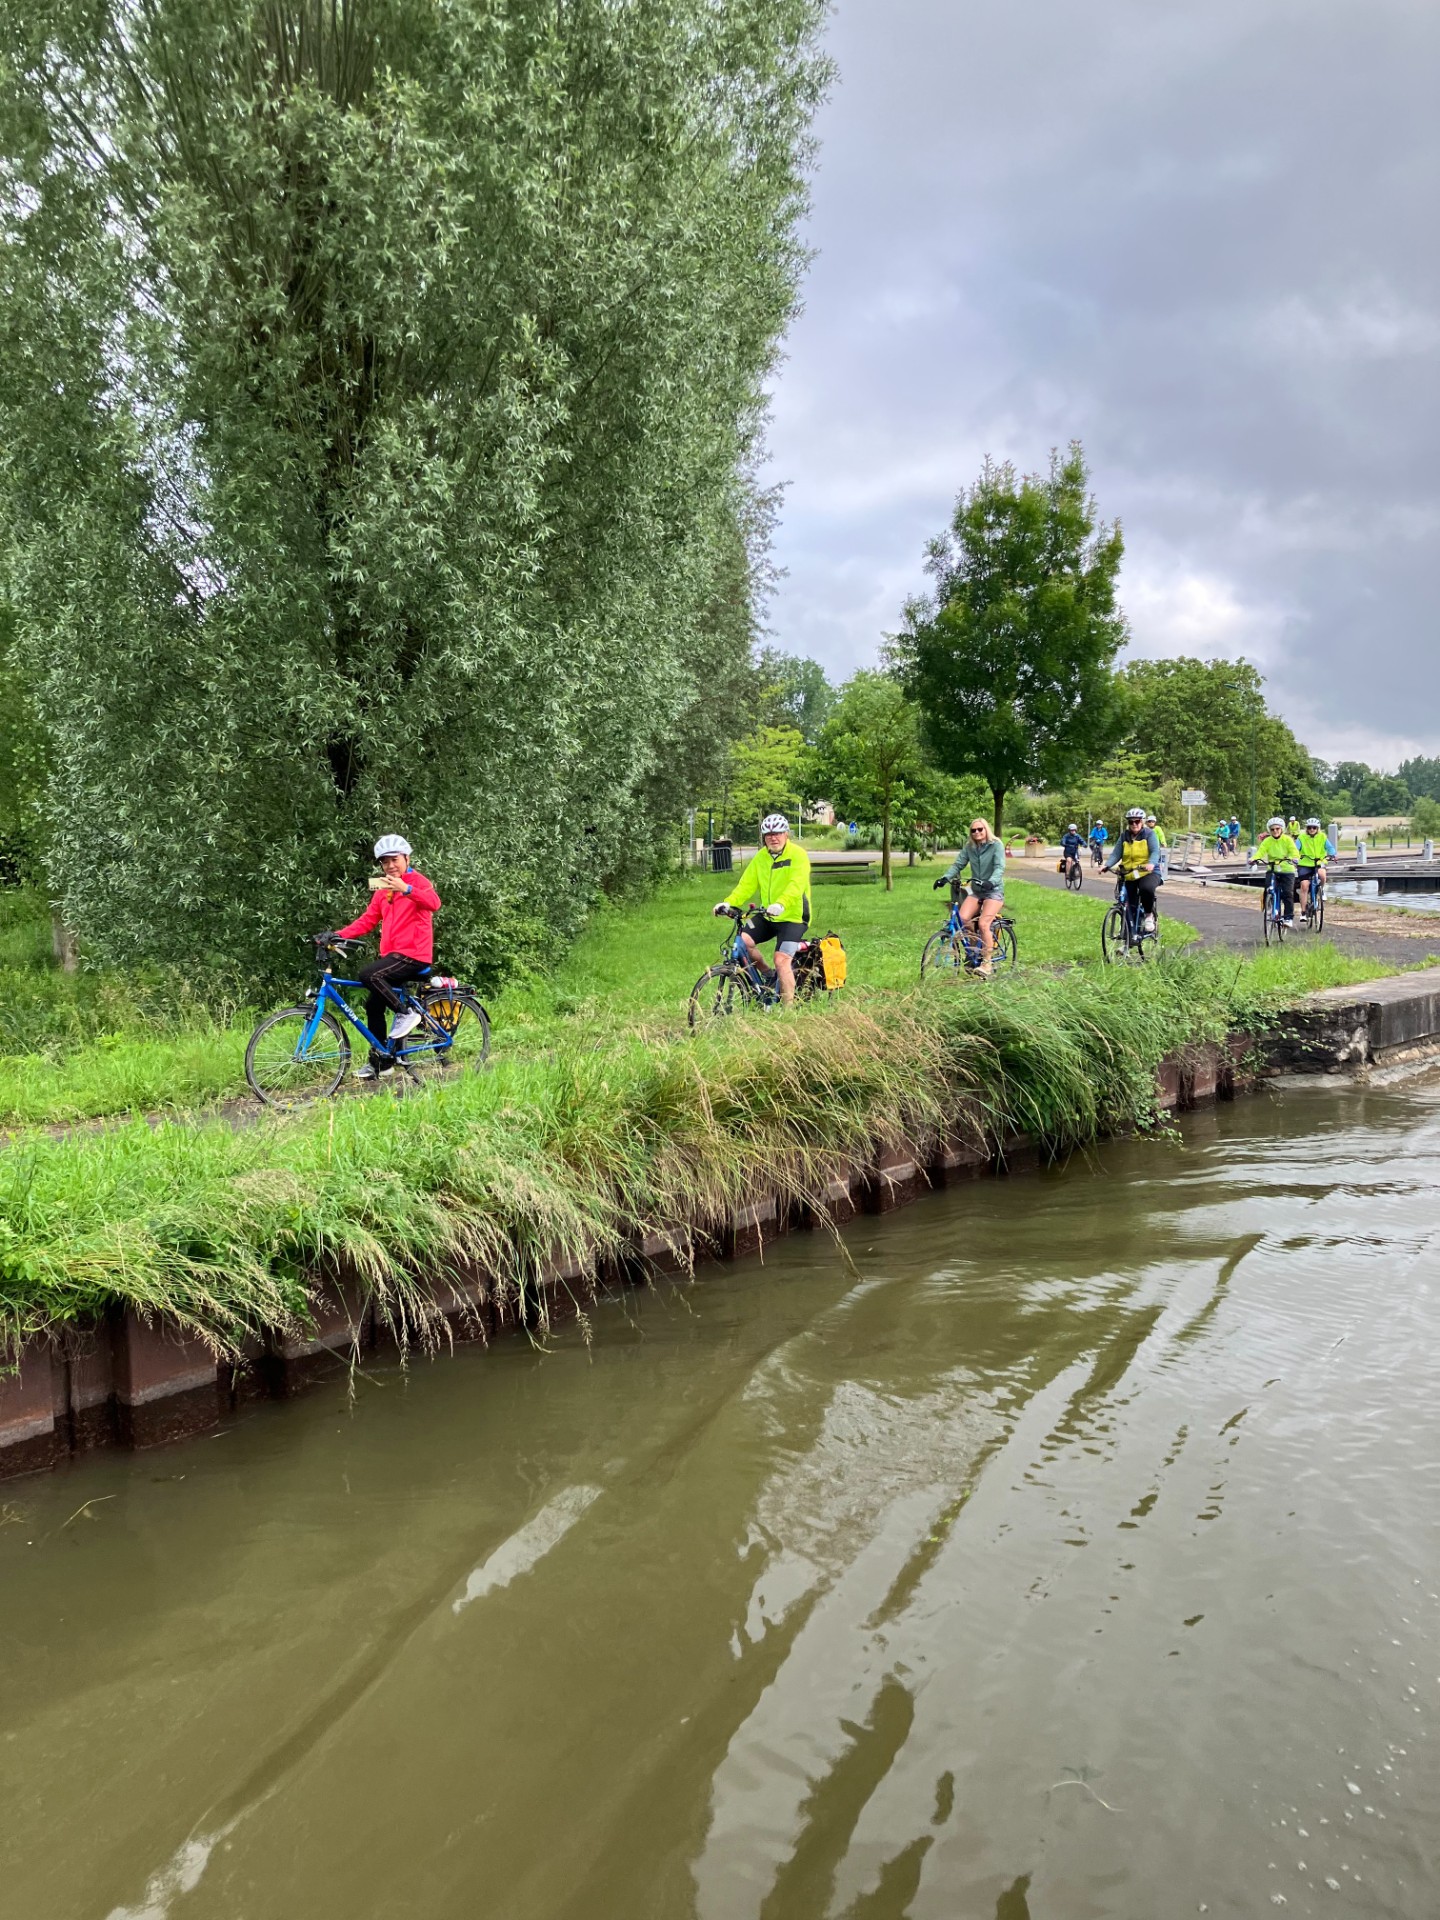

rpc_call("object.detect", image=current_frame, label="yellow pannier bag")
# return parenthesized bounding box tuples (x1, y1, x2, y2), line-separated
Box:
(818, 933, 847, 989)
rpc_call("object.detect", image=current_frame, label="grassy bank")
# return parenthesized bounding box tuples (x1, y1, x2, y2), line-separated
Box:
(0, 943, 1405, 1356)
(0, 864, 1415, 1128)
(0, 868, 1174, 1125)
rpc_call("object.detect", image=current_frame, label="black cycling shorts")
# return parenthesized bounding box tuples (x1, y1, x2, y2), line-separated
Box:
(743, 915, 808, 955)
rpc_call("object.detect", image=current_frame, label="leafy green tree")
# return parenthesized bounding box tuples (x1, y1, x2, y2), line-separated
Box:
(1399, 756, 1440, 803)
(724, 725, 807, 837)
(755, 648, 835, 744)
(1120, 656, 1321, 830)
(1025, 749, 1170, 842)
(0, 0, 828, 982)
(892, 445, 1128, 833)
(800, 673, 927, 889)
(1410, 796, 1440, 838)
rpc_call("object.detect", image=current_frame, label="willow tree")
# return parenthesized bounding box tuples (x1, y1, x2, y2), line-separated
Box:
(0, 0, 827, 978)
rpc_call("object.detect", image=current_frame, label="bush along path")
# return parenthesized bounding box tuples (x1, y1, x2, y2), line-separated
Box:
(1, 949, 1410, 1478)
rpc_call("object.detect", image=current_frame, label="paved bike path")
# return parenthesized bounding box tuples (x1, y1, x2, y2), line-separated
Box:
(1019, 862, 1440, 967)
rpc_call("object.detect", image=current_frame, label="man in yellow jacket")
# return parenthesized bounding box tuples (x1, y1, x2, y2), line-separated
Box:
(715, 812, 812, 1005)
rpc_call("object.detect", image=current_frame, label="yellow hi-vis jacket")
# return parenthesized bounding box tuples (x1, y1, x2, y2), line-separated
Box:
(725, 839, 812, 924)
(1108, 828, 1159, 880)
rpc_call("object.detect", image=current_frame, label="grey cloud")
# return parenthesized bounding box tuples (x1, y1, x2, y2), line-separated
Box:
(763, 0, 1439, 764)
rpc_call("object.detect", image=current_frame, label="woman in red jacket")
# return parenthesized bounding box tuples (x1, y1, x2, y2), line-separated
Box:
(331, 834, 442, 1078)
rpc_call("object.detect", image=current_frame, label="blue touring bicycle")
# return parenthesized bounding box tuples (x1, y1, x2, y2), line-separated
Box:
(245, 936, 491, 1107)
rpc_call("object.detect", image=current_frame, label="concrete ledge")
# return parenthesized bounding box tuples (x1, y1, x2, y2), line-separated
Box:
(724, 1195, 780, 1261)
(1264, 973, 1440, 1073)
(864, 1142, 930, 1212)
(0, 1343, 63, 1476)
(270, 1279, 372, 1390)
(113, 1312, 223, 1449)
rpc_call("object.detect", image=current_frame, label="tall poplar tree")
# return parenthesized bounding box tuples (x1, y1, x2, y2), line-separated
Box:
(0, 0, 827, 979)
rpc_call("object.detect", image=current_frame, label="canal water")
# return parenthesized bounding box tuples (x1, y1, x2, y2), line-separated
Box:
(1330, 880, 1440, 915)
(3, 1079, 1438, 1920)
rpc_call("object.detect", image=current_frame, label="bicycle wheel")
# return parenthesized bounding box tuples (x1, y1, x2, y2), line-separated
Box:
(1135, 908, 1158, 961)
(688, 964, 762, 1026)
(1313, 889, 1324, 934)
(421, 990, 491, 1074)
(245, 1005, 350, 1108)
(992, 920, 1018, 969)
(920, 928, 964, 979)
(1066, 861, 1083, 891)
(1101, 905, 1128, 963)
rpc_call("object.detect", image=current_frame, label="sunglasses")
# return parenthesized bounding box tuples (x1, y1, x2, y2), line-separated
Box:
(969, 826, 986, 836)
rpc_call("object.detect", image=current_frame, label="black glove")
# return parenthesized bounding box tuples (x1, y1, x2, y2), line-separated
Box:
(932, 877, 947, 890)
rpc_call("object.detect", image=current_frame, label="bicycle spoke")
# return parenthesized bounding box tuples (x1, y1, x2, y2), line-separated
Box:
(245, 1007, 350, 1107)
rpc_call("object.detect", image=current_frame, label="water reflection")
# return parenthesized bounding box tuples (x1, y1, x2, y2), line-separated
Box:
(3, 1077, 1440, 1918)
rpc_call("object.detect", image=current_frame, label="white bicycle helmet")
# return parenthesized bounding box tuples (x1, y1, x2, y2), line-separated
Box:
(1267, 816, 1284, 832)
(1306, 816, 1321, 829)
(760, 813, 789, 835)
(1126, 806, 1146, 823)
(374, 833, 412, 858)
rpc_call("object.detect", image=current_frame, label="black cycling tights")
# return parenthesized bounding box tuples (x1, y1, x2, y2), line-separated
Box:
(357, 954, 429, 1058)
(1122, 876, 1158, 918)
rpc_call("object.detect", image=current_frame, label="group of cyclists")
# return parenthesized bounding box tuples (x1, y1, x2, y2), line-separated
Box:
(317, 802, 1339, 1071)
(1254, 816, 1335, 927)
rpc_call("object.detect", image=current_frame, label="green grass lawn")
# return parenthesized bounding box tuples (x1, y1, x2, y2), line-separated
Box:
(0, 864, 1414, 1129)
(489, 861, 1195, 1044)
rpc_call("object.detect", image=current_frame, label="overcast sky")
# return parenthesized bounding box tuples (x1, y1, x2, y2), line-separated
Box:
(762, 0, 1439, 769)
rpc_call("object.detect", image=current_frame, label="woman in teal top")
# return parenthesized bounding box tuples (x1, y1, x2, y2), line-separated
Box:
(934, 818, 1006, 976)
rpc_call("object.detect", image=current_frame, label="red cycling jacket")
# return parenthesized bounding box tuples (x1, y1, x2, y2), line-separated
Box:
(334, 868, 441, 963)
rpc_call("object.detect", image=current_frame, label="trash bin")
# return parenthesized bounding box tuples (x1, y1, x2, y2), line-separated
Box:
(713, 837, 733, 874)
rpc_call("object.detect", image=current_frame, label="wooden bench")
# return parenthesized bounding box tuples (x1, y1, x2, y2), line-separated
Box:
(812, 857, 880, 886)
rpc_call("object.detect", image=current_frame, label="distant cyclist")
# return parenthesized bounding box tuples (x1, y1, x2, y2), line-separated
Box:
(1145, 812, 1169, 881)
(1296, 815, 1335, 918)
(1228, 816, 1243, 855)
(1105, 806, 1161, 933)
(329, 834, 442, 1079)
(1255, 815, 1300, 928)
(1088, 818, 1109, 867)
(714, 813, 812, 1006)
(935, 817, 1006, 976)
(1060, 822, 1084, 881)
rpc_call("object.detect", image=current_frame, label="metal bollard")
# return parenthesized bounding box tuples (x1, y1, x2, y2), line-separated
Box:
(1356, 840, 1367, 864)
(1425, 839, 1434, 863)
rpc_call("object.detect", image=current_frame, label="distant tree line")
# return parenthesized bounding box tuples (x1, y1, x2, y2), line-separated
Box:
(700, 444, 1436, 863)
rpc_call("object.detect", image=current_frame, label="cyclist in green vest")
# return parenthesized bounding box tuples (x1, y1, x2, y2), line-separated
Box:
(1255, 815, 1301, 927)
(1145, 812, 1169, 880)
(714, 812, 812, 1005)
(1296, 816, 1335, 919)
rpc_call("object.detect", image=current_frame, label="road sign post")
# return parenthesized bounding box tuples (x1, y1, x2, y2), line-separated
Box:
(1181, 788, 1207, 834)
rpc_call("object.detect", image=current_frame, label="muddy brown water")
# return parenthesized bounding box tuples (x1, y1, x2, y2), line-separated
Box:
(3, 1079, 1439, 1919)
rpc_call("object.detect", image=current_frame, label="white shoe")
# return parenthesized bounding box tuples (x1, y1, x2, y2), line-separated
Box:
(388, 1009, 422, 1041)
(1143, 914, 1157, 933)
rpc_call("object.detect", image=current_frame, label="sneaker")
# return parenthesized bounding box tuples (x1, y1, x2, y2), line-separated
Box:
(355, 1061, 394, 1082)
(1143, 914, 1157, 933)
(973, 960, 994, 978)
(388, 1009, 422, 1041)
(1283, 918, 1294, 928)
